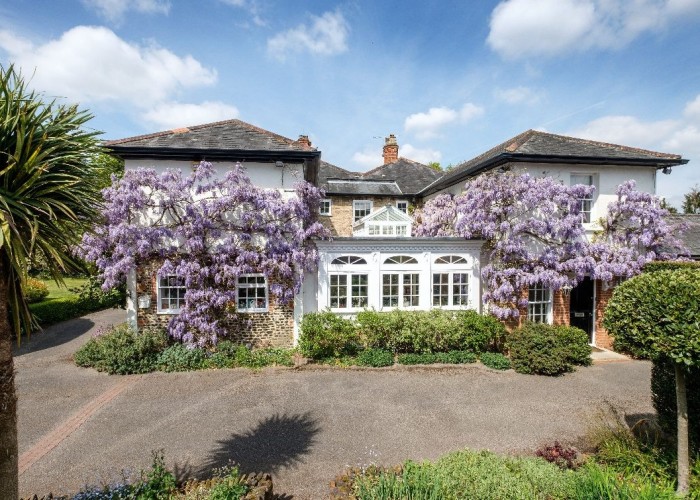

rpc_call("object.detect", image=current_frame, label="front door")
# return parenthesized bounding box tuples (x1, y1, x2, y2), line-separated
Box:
(569, 277, 594, 343)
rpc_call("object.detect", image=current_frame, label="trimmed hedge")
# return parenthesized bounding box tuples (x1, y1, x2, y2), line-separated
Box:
(506, 323, 591, 376)
(299, 311, 358, 359)
(644, 261, 700, 272)
(29, 296, 112, 326)
(651, 357, 700, 454)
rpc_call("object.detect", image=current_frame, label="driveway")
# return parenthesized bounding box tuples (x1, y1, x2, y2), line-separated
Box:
(16, 309, 654, 499)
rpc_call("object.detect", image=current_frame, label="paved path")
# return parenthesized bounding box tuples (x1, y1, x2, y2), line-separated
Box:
(16, 310, 654, 499)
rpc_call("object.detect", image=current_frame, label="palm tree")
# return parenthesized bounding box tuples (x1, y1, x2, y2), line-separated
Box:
(0, 65, 102, 499)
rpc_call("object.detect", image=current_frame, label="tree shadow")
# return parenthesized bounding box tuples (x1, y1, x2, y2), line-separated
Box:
(199, 412, 321, 477)
(13, 318, 96, 355)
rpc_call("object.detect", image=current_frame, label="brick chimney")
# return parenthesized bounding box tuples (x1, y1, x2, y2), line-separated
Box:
(296, 134, 312, 148)
(382, 134, 399, 164)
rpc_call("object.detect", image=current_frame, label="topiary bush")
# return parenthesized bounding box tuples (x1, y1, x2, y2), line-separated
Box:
(480, 352, 511, 370)
(74, 324, 168, 374)
(25, 277, 49, 303)
(355, 348, 394, 367)
(507, 323, 591, 376)
(299, 311, 358, 359)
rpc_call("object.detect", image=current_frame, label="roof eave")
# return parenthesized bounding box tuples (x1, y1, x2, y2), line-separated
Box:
(106, 146, 321, 162)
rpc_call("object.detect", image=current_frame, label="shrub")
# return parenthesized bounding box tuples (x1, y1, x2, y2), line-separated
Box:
(451, 310, 506, 353)
(535, 441, 580, 470)
(397, 352, 437, 365)
(355, 309, 402, 350)
(29, 295, 114, 326)
(652, 357, 700, 454)
(480, 352, 511, 370)
(157, 344, 207, 372)
(355, 348, 394, 367)
(435, 350, 477, 364)
(77, 275, 126, 309)
(299, 311, 358, 359)
(25, 277, 49, 303)
(507, 323, 590, 376)
(74, 324, 168, 374)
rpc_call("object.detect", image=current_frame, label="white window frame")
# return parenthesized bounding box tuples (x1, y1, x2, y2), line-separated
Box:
(237, 274, 269, 313)
(329, 273, 369, 310)
(381, 272, 420, 309)
(570, 174, 596, 224)
(396, 200, 409, 213)
(431, 272, 470, 308)
(157, 275, 186, 314)
(319, 199, 332, 216)
(527, 283, 552, 324)
(353, 200, 373, 223)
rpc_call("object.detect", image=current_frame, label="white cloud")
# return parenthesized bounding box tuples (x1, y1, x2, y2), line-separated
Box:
(142, 101, 240, 129)
(0, 26, 217, 107)
(567, 94, 700, 207)
(401, 144, 442, 164)
(404, 103, 484, 140)
(494, 86, 542, 105)
(220, 0, 266, 26)
(267, 10, 349, 60)
(487, 0, 700, 59)
(81, 0, 170, 24)
(352, 149, 382, 169)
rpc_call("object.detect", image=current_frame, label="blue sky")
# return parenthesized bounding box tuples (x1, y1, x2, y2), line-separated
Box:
(1, 0, 700, 206)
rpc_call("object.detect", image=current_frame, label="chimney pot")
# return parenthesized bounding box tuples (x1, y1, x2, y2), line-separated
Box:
(296, 135, 312, 148)
(382, 133, 399, 164)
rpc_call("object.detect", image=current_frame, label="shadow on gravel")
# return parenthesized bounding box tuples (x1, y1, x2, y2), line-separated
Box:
(14, 318, 96, 355)
(199, 412, 321, 477)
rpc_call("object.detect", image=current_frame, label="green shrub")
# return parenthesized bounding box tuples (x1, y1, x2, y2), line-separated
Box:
(644, 260, 700, 272)
(157, 344, 207, 372)
(652, 357, 700, 454)
(397, 352, 438, 365)
(355, 309, 403, 349)
(73, 324, 168, 374)
(206, 340, 243, 368)
(480, 352, 511, 370)
(299, 311, 358, 359)
(29, 295, 114, 326)
(450, 310, 506, 353)
(507, 323, 591, 376)
(77, 275, 126, 309)
(355, 348, 394, 367)
(434, 350, 477, 364)
(25, 277, 49, 303)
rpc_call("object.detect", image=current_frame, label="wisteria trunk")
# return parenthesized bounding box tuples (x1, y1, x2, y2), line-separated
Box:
(0, 256, 19, 499)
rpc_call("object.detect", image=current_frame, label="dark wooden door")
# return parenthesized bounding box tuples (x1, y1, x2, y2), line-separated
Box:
(569, 277, 594, 343)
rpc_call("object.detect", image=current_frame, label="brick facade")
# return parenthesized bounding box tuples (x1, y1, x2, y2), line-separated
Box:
(135, 261, 294, 348)
(593, 280, 614, 349)
(320, 195, 404, 237)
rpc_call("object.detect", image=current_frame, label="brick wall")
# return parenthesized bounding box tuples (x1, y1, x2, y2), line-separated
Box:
(594, 280, 614, 349)
(135, 262, 294, 347)
(321, 195, 401, 236)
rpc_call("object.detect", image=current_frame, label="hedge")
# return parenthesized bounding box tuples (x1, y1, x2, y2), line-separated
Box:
(506, 323, 591, 376)
(643, 261, 700, 272)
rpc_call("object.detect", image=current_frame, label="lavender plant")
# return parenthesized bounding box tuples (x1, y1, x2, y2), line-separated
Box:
(79, 161, 329, 347)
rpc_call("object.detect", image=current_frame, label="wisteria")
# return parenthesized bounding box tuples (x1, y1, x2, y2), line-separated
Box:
(414, 172, 688, 318)
(79, 161, 329, 347)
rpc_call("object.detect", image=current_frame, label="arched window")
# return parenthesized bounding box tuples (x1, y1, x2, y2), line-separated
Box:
(384, 255, 418, 264)
(434, 255, 468, 264)
(331, 256, 367, 265)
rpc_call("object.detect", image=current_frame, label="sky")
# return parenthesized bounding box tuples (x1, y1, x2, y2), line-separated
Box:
(1, 0, 700, 207)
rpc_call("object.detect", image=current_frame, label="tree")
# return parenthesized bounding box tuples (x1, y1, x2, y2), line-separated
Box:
(427, 161, 442, 172)
(660, 197, 678, 214)
(79, 161, 329, 347)
(415, 172, 593, 318)
(682, 184, 700, 214)
(0, 65, 102, 499)
(603, 268, 700, 495)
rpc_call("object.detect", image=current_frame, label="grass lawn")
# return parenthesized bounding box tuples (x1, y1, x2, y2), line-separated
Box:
(41, 277, 88, 300)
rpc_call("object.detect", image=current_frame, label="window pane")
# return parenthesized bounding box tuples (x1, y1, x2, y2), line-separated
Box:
(351, 274, 368, 307)
(452, 273, 470, 306)
(382, 274, 399, 307)
(403, 273, 419, 307)
(432, 273, 449, 306)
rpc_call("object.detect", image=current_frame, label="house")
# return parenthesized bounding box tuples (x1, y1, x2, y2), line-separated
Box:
(105, 121, 689, 351)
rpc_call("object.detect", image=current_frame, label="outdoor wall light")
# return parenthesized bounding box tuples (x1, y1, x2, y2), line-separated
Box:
(138, 294, 151, 309)
(662, 166, 673, 175)
(561, 284, 573, 297)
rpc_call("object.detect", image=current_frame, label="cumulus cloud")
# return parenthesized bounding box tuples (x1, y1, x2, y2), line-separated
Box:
(494, 86, 542, 105)
(81, 0, 170, 24)
(401, 144, 442, 164)
(487, 0, 700, 59)
(142, 101, 240, 129)
(404, 103, 484, 140)
(352, 149, 382, 169)
(267, 10, 349, 60)
(567, 94, 700, 207)
(220, 0, 266, 26)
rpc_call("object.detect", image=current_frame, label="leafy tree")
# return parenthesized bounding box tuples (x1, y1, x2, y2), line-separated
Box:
(427, 161, 442, 172)
(603, 268, 700, 495)
(682, 184, 700, 214)
(0, 65, 102, 499)
(80, 161, 329, 347)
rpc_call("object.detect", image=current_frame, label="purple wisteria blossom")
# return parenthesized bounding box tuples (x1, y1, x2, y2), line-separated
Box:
(79, 161, 329, 347)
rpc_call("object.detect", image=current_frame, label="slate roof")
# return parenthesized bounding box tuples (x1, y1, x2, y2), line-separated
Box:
(319, 157, 442, 196)
(667, 214, 700, 258)
(422, 130, 688, 195)
(105, 119, 318, 158)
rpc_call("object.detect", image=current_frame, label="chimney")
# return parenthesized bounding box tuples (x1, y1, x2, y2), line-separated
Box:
(382, 134, 399, 164)
(296, 134, 312, 148)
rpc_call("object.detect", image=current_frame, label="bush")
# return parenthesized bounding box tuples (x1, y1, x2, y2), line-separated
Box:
(652, 357, 700, 454)
(74, 324, 168, 375)
(397, 351, 477, 365)
(480, 352, 511, 370)
(355, 348, 394, 367)
(29, 295, 113, 326)
(507, 323, 591, 376)
(157, 344, 207, 372)
(535, 441, 580, 470)
(299, 311, 358, 359)
(25, 277, 49, 303)
(77, 275, 126, 309)
(397, 352, 437, 365)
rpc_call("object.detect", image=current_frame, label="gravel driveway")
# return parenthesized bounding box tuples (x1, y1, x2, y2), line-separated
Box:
(15, 309, 654, 499)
